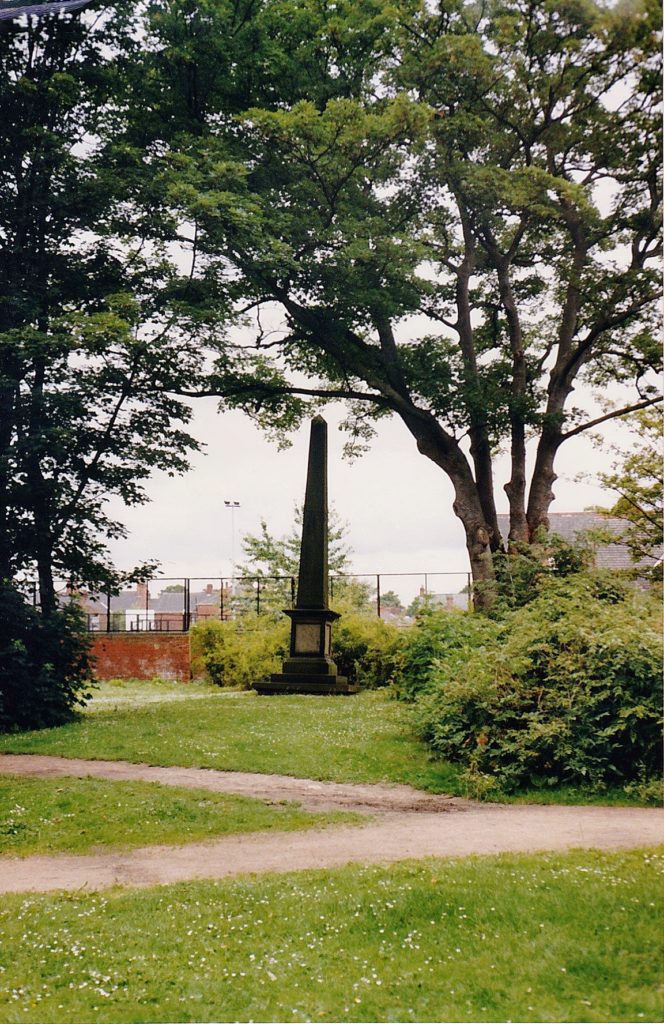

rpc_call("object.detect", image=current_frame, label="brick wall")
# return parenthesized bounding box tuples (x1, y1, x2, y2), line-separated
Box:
(90, 633, 191, 681)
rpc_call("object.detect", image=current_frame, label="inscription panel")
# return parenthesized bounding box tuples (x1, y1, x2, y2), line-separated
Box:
(294, 622, 322, 654)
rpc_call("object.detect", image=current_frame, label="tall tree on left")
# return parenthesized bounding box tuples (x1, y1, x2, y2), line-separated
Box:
(0, 0, 205, 615)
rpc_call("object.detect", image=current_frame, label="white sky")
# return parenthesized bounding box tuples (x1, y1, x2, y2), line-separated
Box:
(106, 395, 628, 603)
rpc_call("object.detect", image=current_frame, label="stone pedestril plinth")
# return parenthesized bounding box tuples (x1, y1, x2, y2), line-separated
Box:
(255, 416, 358, 695)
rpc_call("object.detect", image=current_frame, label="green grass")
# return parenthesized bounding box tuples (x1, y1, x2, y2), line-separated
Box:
(0, 683, 654, 803)
(0, 774, 360, 858)
(0, 847, 661, 1023)
(85, 677, 222, 707)
(1, 683, 652, 804)
(0, 688, 461, 793)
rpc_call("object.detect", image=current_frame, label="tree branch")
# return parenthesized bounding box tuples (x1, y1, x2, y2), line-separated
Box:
(172, 381, 390, 405)
(561, 396, 662, 441)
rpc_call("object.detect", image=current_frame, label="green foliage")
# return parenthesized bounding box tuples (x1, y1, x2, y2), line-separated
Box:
(192, 609, 402, 689)
(331, 613, 403, 689)
(191, 615, 289, 690)
(0, 583, 92, 733)
(235, 505, 374, 613)
(138, 0, 661, 600)
(391, 607, 504, 702)
(484, 532, 596, 614)
(415, 574, 663, 793)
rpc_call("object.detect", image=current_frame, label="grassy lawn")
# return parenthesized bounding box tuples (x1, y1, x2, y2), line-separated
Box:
(0, 847, 661, 1023)
(84, 678, 222, 707)
(0, 775, 360, 858)
(0, 688, 461, 793)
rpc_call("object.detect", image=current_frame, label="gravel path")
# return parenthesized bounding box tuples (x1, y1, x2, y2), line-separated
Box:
(2, 754, 663, 895)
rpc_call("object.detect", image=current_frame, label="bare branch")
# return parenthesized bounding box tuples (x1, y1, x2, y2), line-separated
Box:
(561, 396, 663, 441)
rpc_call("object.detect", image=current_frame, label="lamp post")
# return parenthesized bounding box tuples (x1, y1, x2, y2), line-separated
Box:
(224, 500, 241, 589)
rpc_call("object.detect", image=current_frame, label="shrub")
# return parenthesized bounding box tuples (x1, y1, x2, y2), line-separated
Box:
(474, 531, 595, 614)
(331, 613, 403, 688)
(0, 583, 93, 732)
(191, 610, 403, 689)
(415, 573, 662, 793)
(391, 608, 504, 702)
(191, 615, 289, 689)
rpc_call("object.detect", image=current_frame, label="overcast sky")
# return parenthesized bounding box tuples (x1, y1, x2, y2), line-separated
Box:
(106, 392, 629, 602)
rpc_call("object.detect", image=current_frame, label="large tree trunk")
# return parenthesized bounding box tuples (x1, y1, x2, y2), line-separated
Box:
(25, 354, 58, 615)
(0, 367, 17, 585)
(527, 423, 562, 539)
(527, 207, 588, 539)
(456, 212, 502, 550)
(496, 263, 529, 545)
(406, 414, 496, 609)
(526, 372, 574, 538)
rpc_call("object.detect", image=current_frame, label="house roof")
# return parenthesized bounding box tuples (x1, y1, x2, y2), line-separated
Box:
(74, 587, 223, 615)
(496, 512, 660, 571)
(71, 591, 139, 615)
(426, 592, 469, 609)
(153, 591, 221, 612)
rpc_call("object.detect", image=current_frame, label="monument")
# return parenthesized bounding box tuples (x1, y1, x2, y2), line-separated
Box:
(255, 416, 359, 695)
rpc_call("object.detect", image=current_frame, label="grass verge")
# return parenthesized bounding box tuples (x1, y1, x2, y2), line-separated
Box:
(0, 774, 359, 858)
(0, 847, 661, 1023)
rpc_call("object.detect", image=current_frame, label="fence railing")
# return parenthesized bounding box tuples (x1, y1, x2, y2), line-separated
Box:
(28, 571, 473, 632)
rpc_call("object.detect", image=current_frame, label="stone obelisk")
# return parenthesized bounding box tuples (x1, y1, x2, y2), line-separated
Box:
(255, 416, 358, 695)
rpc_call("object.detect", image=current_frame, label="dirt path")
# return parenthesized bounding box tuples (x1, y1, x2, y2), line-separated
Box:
(2, 754, 663, 895)
(0, 753, 466, 813)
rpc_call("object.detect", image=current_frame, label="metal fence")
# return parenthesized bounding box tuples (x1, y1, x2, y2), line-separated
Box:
(28, 571, 473, 632)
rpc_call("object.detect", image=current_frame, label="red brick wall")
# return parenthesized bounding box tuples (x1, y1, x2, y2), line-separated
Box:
(90, 634, 191, 681)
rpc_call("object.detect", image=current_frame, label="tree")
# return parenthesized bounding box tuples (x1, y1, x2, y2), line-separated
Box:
(237, 505, 372, 611)
(595, 407, 663, 569)
(238, 505, 353, 578)
(0, 580, 92, 731)
(141, 0, 661, 604)
(0, 4, 205, 612)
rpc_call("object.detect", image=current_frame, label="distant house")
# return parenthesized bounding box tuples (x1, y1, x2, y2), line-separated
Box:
(496, 511, 661, 574)
(76, 582, 152, 631)
(415, 589, 469, 613)
(77, 581, 229, 631)
(153, 583, 227, 629)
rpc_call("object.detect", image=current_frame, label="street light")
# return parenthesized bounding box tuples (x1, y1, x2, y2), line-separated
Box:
(224, 500, 241, 586)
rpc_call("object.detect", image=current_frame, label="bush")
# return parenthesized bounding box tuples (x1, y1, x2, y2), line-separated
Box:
(390, 607, 504, 702)
(191, 615, 289, 689)
(331, 613, 403, 688)
(191, 610, 403, 689)
(474, 531, 595, 614)
(414, 572, 662, 793)
(0, 583, 93, 732)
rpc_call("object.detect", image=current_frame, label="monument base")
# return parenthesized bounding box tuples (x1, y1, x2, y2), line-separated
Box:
(254, 674, 359, 695)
